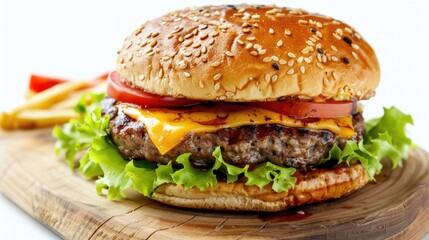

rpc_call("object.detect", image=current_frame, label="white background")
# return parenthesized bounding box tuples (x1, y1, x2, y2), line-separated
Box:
(1, 0, 428, 239)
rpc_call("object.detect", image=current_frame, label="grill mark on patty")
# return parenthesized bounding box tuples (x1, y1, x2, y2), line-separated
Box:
(102, 98, 364, 171)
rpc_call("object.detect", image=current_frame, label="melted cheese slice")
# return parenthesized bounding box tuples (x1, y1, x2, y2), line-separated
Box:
(120, 104, 355, 155)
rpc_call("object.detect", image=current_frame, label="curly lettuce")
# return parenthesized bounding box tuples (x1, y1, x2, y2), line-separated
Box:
(53, 97, 413, 199)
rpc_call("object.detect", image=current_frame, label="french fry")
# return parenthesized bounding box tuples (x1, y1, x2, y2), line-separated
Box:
(1, 80, 89, 130)
(51, 81, 107, 110)
(13, 109, 79, 129)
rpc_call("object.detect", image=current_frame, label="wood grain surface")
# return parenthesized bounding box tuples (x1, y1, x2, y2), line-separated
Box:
(1, 128, 429, 240)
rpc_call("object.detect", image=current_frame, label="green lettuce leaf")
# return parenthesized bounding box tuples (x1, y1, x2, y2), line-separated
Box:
(321, 106, 413, 179)
(54, 96, 413, 200)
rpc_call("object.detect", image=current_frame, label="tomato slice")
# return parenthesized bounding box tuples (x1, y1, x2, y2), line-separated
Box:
(107, 71, 200, 107)
(29, 75, 67, 92)
(248, 100, 358, 119)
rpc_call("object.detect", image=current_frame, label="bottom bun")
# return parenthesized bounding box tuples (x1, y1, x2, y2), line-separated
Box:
(153, 164, 370, 212)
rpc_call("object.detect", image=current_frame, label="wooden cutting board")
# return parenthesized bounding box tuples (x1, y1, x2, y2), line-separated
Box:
(1, 128, 429, 240)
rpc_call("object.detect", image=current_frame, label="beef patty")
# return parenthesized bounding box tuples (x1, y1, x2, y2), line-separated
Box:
(101, 98, 364, 170)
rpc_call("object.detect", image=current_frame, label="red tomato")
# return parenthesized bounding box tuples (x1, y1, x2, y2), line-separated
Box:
(29, 75, 67, 92)
(249, 100, 358, 119)
(107, 71, 200, 107)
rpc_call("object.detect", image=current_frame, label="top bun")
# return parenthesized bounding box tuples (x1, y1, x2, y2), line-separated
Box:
(116, 4, 380, 101)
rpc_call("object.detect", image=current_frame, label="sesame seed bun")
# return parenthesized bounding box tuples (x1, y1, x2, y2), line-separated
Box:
(116, 4, 380, 101)
(153, 163, 370, 211)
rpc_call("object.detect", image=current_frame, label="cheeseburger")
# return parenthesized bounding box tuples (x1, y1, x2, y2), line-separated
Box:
(55, 4, 413, 211)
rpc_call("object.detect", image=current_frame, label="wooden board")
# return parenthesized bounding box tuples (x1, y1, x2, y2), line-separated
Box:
(1, 128, 429, 240)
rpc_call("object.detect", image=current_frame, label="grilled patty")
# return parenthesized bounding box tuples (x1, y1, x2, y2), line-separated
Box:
(101, 98, 364, 170)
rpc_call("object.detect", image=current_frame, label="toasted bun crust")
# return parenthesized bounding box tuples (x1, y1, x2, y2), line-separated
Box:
(117, 5, 379, 101)
(153, 163, 370, 211)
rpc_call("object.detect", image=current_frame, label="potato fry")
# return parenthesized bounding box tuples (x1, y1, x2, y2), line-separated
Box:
(1, 81, 89, 130)
(14, 109, 79, 129)
(51, 81, 107, 110)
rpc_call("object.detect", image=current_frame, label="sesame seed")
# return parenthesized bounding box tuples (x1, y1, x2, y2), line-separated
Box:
(343, 36, 352, 45)
(147, 51, 154, 56)
(152, 32, 160, 37)
(301, 48, 310, 54)
(322, 55, 327, 63)
(323, 77, 330, 86)
(200, 24, 208, 30)
(184, 40, 193, 47)
(237, 39, 244, 45)
(331, 56, 339, 62)
(242, 22, 250, 28)
(162, 56, 170, 61)
(333, 33, 341, 40)
(178, 36, 184, 43)
(306, 40, 314, 46)
(357, 90, 362, 96)
(219, 96, 226, 100)
(272, 63, 280, 70)
(199, 33, 209, 40)
(271, 56, 279, 61)
(304, 57, 312, 63)
(284, 29, 291, 36)
(201, 46, 207, 54)
(253, 23, 259, 28)
(300, 66, 306, 74)
(246, 43, 253, 49)
(265, 73, 270, 82)
(226, 91, 235, 97)
(277, 40, 283, 47)
(184, 51, 192, 57)
(335, 28, 343, 36)
(345, 27, 353, 34)
(269, 28, 275, 34)
(127, 53, 133, 61)
(209, 39, 215, 45)
(150, 39, 158, 47)
(219, 25, 228, 30)
(238, 8, 246, 13)
(214, 82, 220, 91)
(138, 74, 145, 80)
(224, 51, 233, 57)
(316, 43, 322, 49)
(263, 57, 272, 62)
(178, 60, 187, 69)
(331, 45, 338, 51)
(173, 27, 184, 33)
(246, 36, 256, 41)
(258, 49, 267, 55)
(158, 68, 164, 78)
(297, 211, 305, 215)
(251, 14, 260, 19)
(352, 52, 359, 59)
(242, 28, 251, 33)
(174, 17, 182, 22)
(199, 81, 204, 88)
(279, 59, 287, 65)
(212, 31, 220, 37)
(316, 31, 323, 38)
(316, 62, 324, 69)
(288, 59, 295, 67)
(287, 69, 295, 75)
(333, 20, 341, 25)
(297, 56, 303, 63)
(192, 43, 201, 48)
(194, 50, 201, 57)
(343, 57, 350, 64)
(250, 51, 258, 56)
(184, 71, 191, 78)
(211, 61, 221, 67)
(213, 73, 222, 80)
(125, 41, 132, 49)
(298, 20, 308, 25)
(271, 74, 278, 82)
(351, 44, 360, 50)
(287, 52, 296, 58)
